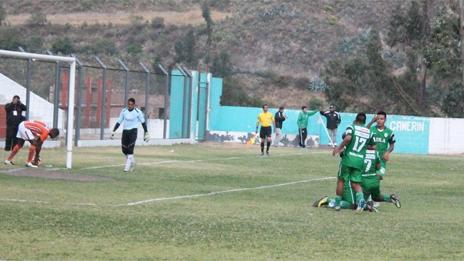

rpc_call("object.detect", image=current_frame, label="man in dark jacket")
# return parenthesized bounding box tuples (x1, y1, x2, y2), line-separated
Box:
(4, 95, 27, 151)
(320, 105, 341, 146)
(274, 106, 287, 147)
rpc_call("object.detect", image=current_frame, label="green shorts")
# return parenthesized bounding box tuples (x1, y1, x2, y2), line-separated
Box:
(342, 182, 356, 205)
(338, 164, 363, 183)
(361, 175, 381, 200)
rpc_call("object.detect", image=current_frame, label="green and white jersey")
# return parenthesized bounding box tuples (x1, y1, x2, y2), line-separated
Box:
(370, 126, 395, 157)
(341, 124, 373, 170)
(362, 150, 381, 178)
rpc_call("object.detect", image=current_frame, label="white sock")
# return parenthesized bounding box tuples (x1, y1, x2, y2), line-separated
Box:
(128, 154, 134, 164)
(124, 156, 131, 171)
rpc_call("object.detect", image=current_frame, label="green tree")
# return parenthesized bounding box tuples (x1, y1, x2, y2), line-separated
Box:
(84, 39, 117, 55)
(174, 29, 196, 65)
(220, 77, 263, 107)
(202, 1, 214, 63)
(387, 3, 408, 46)
(308, 97, 324, 110)
(211, 50, 232, 77)
(405, 1, 425, 45)
(126, 43, 143, 57)
(442, 82, 464, 117)
(51, 37, 74, 54)
(26, 36, 43, 52)
(0, 28, 22, 50)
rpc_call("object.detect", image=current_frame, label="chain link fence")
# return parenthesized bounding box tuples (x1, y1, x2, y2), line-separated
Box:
(0, 53, 176, 146)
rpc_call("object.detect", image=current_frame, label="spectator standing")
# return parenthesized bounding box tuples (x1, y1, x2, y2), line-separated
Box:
(4, 95, 27, 151)
(320, 105, 341, 146)
(297, 106, 318, 148)
(274, 106, 287, 147)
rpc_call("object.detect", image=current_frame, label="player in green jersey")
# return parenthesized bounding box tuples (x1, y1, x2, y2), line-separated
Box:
(312, 180, 356, 209)
(367, 111, 395, 171)
(362, 149, 401, 209)
(332, 112, 374, 212)
(313, 150, 400, 211)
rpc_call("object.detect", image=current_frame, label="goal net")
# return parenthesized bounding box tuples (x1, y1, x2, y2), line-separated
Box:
(0, 49, 77, 169)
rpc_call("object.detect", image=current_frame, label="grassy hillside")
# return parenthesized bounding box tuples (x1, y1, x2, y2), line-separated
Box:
(2, 0, 452, 109)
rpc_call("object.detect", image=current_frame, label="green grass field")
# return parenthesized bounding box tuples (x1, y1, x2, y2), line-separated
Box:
(0, 143, 463, 260)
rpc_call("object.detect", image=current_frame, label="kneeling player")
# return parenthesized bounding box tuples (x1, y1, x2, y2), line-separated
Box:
(332, 112, 373, 212)
(362, 149, 401, 209)
(314, 150, 400, 211)
(313, 181, 356, 210)
(4, 120, 59, 167)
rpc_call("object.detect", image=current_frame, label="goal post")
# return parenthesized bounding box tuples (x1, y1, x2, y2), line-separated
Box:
(0, 49, 76, 169)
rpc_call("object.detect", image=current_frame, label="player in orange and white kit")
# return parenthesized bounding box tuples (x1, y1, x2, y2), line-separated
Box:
(4, 120, 60, 168)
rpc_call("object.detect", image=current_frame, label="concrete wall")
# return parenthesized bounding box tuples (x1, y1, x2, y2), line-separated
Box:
(206, 75, 463, 155)
(429, 118, 464, 154)
(0, 73, 65, 129)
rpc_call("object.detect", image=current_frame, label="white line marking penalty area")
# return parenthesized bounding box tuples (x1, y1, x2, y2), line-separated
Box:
(123, 176, 335, 206)
(0, 176, 335, 207)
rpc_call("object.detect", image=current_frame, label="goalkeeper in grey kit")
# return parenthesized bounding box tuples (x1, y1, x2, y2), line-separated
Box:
(112, 98, 150, 172)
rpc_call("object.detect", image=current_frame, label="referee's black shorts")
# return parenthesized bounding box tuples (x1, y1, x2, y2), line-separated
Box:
(122, 128, 138, 155)
(259, 126, 272, 139)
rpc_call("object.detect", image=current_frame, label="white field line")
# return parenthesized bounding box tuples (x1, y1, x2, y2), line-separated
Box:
(0, 198, 50, 204)
(3, 168, 28, 173)
(0, 176, 336, 207)
(0, 198, 99, 206)
(78, 151, 311, 171)
(0, 151, 334, 207)
(124, 176, 335, 206)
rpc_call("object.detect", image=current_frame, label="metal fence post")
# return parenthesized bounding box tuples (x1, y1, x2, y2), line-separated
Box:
(118, 59, 129, 103)
(47, 50, 61, 129)
(176, 64, 188, 138)
(19, 47, 31, 120)
(157, 64, 169, 139)
(140, 62, 150, 118)
(204, 65, 210, 139)
(95, 57, 107, 140)
(180, 65, 193, 139)
(73, 55, 83, 146)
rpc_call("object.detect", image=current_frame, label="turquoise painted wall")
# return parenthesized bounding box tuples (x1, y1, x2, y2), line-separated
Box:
(196, 72, 208, 140)
(169, 70, 185, 139)
(208, 79, 430, 154)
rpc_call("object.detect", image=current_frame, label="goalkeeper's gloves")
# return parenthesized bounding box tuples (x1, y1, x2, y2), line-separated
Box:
(110, 131, 115, 140)
(144, 132, 150, 142)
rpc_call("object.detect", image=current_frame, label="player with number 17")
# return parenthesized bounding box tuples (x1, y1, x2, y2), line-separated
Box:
(332, 112, 375, 212)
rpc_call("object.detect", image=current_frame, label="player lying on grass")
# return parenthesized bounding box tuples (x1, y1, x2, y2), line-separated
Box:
(4, 120, 59, 168)
(111, 98, 149, 172)
(313, 149, 401, 210)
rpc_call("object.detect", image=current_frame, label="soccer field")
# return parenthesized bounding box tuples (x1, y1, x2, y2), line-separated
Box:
(0, 143, 463, 260)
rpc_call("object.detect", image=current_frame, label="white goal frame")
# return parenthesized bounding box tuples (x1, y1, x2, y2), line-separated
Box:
(0, 49, 76, 169)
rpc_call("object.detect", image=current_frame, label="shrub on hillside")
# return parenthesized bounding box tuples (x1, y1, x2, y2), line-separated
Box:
(0, 27, 23, 50)
(51, 37, 74, 55)
(27, 10, 47, 26)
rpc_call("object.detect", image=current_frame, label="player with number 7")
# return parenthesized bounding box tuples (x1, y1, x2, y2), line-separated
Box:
(332, 112, 375, 213)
